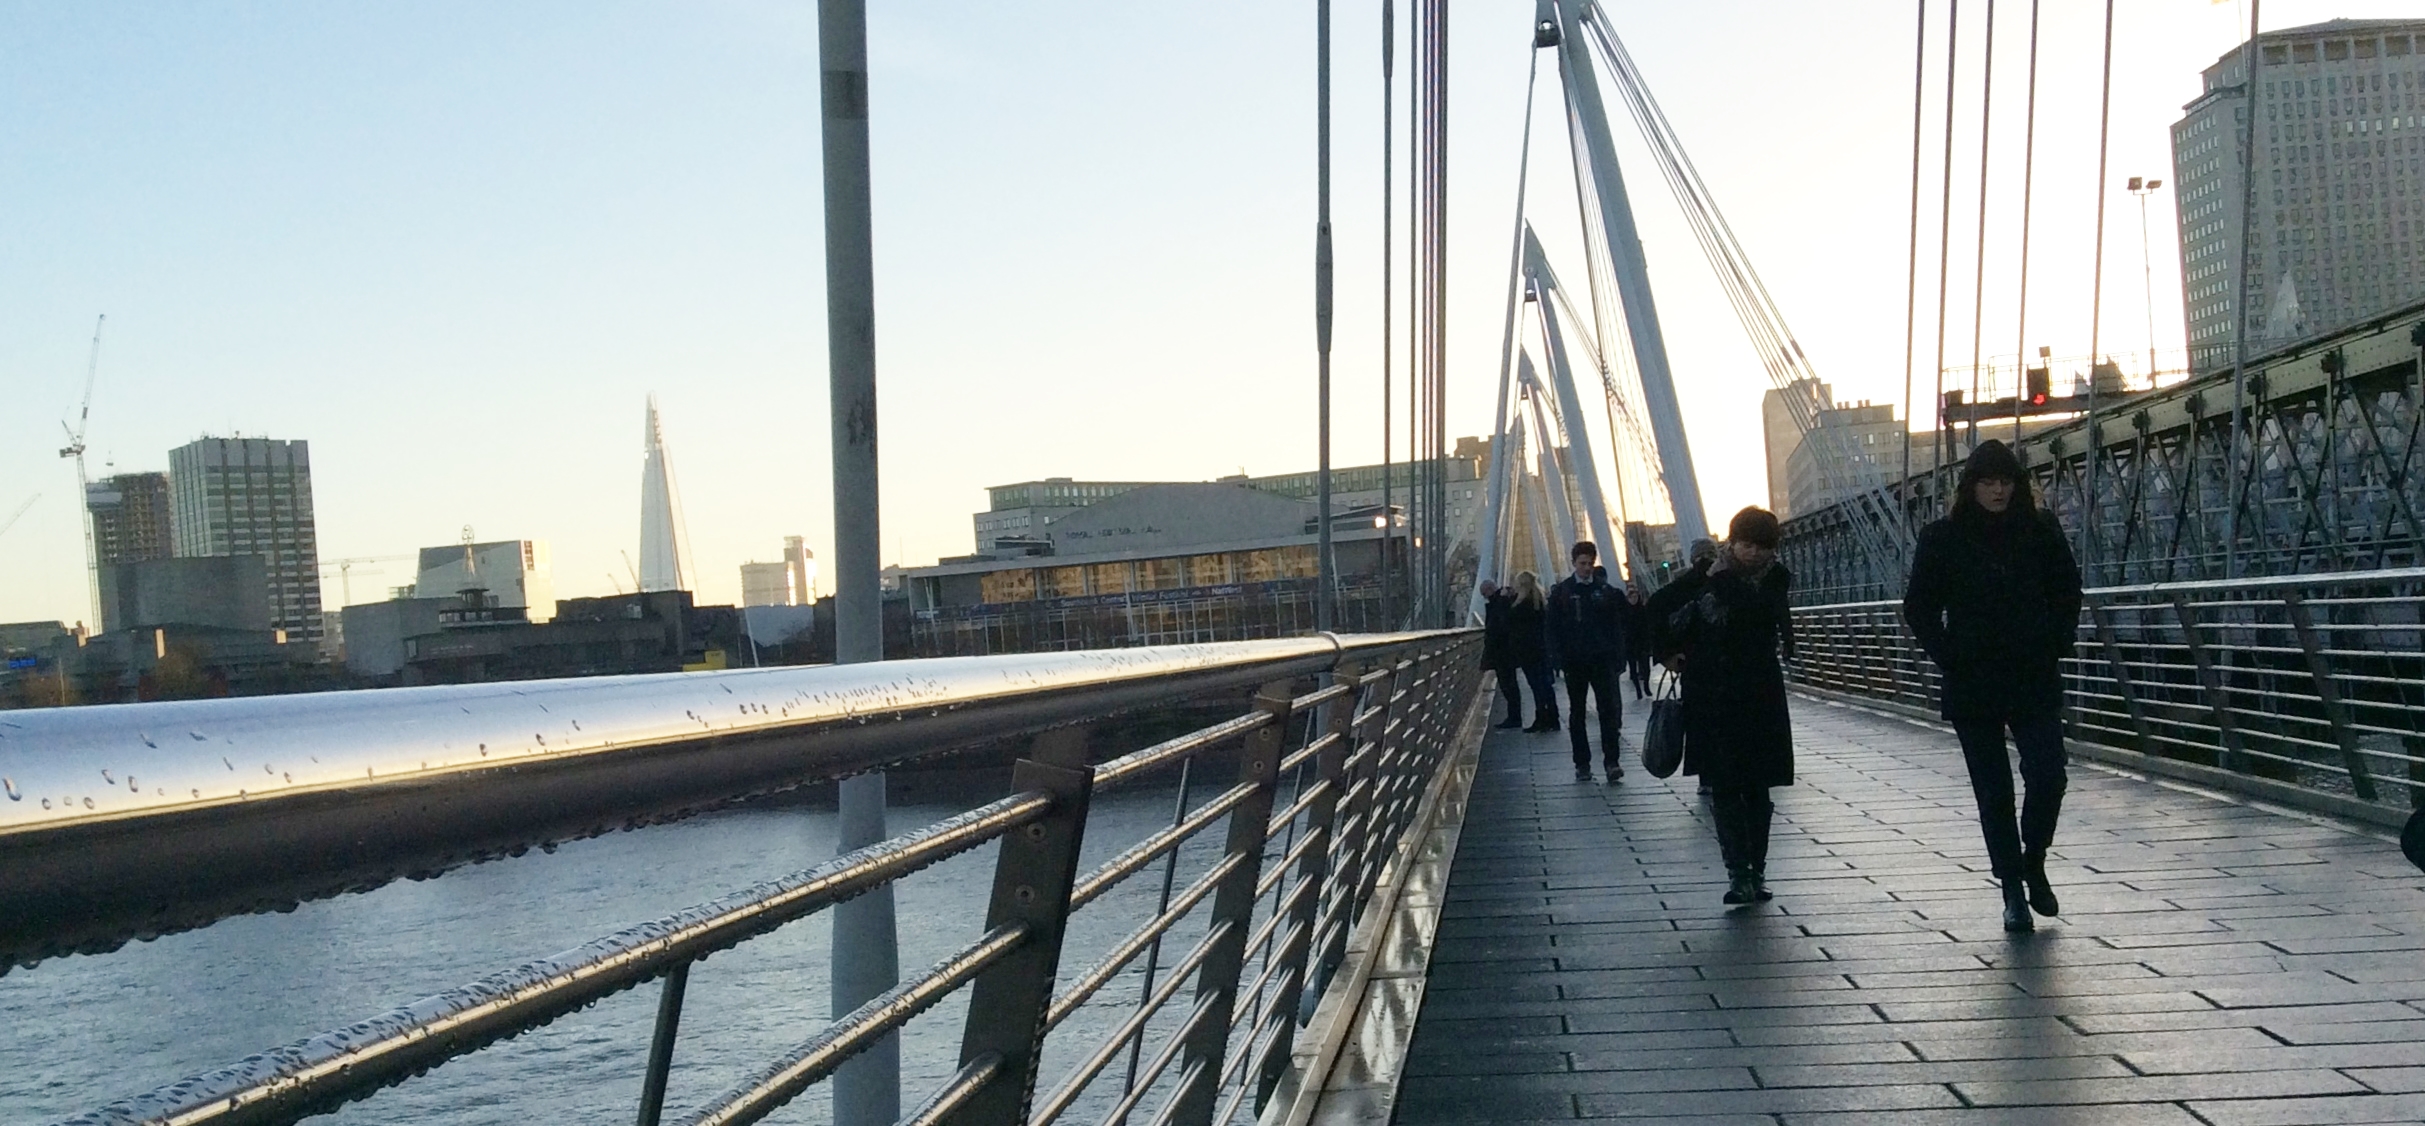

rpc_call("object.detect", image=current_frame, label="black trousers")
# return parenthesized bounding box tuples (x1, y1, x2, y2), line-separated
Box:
(1626, 651, 1651, 695)
(1710, 785, 1774, 876)
(1562, 660, 1624, 771)
(1953, 712, 2068, 882)
(1522, 663, 1555, 719)
(1492, 664, 1525, 722)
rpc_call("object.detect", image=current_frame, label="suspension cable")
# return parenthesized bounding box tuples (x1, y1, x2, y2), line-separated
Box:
(1966, 0, 1997, 446)
(2011, 0, 2040, 447)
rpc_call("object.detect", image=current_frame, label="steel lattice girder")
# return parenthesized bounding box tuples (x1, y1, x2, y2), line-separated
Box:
(1781, 307, 2425, 603)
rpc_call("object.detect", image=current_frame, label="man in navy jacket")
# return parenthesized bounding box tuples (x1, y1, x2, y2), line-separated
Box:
(1546, 540, 1629, 782)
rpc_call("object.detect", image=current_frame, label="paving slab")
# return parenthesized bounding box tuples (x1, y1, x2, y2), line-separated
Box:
(1390, 690, 2425, 1124)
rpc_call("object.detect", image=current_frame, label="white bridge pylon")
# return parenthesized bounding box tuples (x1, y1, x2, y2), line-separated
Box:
(1472, 0, 1911, 615)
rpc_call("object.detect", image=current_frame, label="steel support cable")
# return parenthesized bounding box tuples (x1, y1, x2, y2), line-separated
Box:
(1582, 13, 1911, 565)
(684, 924, 1030, 1126)
(2083, 0, 2118, 576)
(1047, 852, 1246, 1029)
(1481, 44, 1542, 610)
(1900, 0, 1932, 519)
(1932, 1, 1963, 493)
(2011, 0, 2042, 448)
(2224, 0, 2264, 577)
(1382, 0, 1396, 630)
(1966, 0, 1998, 444)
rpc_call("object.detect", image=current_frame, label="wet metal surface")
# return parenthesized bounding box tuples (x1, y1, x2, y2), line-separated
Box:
(0, 639, 1367, 833)
(1394, 694, 2425, 1124)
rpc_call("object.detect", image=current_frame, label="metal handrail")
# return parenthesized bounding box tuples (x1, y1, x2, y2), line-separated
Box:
(1788, 568, 2425, 817)
(33, 630, 1486, 1126)
(1, 633, 1444, 970)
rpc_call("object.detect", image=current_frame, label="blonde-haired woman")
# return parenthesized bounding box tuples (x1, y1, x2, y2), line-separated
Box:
(1506, 570, 1557, 732)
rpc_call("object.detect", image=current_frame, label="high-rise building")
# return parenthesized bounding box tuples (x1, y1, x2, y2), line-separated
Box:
(784, 535, 816, 602)
(2171, 19, 2425, 372)
(738, 562, 791, 607)
(638, 396, 691, 592)
(85, 471, 174, 566)
(167, 436, 323, 643)
(413, 539, 556, 623)
(739, 537, 819, 607)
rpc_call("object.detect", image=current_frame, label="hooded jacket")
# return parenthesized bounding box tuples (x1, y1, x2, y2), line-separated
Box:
(1902, 441, 2084, 723)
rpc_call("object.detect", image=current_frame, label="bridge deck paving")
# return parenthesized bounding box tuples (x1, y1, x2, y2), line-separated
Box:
(1391, 691, 2425, 1124)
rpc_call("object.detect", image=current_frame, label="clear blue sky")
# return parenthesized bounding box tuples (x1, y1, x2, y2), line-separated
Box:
(2, 1, 2408, 626)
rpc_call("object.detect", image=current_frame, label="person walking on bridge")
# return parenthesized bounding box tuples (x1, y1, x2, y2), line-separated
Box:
(1903, 439, 2083, 934)
(1478, 575, 1550, 730)
(1547, 541, 1627, 783)
(1623, 584, 1654, 698)
(1669, 509, 1795, 906)
(1651, 537, 1722, 795)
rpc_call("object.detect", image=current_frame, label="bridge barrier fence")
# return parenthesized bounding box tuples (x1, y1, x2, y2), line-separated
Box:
(1787, 567, 2425, 819)
(8, 630, 1483, 1126)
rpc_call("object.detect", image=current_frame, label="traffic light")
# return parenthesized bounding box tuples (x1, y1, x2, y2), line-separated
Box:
(2025, 366, 2051, 406)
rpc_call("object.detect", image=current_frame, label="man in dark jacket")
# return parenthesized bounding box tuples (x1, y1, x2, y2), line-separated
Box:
(1479, 580, 1523, 729)
(1546, 541, 1628, 783)
(1903, 439, 2083, 934)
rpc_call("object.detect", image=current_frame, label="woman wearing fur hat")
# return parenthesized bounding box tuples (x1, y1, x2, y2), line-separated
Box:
(1903, 439, 2083, 934)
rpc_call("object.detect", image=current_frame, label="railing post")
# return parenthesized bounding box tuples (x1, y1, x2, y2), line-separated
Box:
(1170, 678, 1298, 1126)
(944, 728, 1094, 1126)
(635, 962, 691, 1126)
(1254, 659, 1361, 1110)
(2088, 600, 2158, 754)
(2170, 595, 2249, 773)
(2282, 591, 2381, 802)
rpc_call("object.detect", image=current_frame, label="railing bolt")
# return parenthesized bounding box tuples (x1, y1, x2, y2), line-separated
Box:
(1013, 885, 1036, 905)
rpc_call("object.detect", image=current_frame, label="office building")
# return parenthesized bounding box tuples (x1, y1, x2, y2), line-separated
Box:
(413, 539, 555, 624)
(739, 561, 794, 607)
(2172, 19, 2425, 371)
(738, 537, 819, 608)
(86, 471, 174, 566)
(97, 555, 273, 634)
(167, 436, 323, 644)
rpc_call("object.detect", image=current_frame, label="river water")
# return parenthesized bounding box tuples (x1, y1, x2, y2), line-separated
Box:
(1, 779, 1237, 1125)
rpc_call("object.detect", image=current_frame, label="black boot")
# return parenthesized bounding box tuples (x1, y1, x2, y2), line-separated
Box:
(2023, 851, 2060, 917)
(1723, 869, 1758, 906)
(1528, 710, 1560, 733)
(2001, 880, 2034, 933)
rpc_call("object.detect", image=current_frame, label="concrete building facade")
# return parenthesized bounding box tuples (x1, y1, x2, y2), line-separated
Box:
(166, 437, 322, 643)
(97, 555, 273, 634)
(412, 540, 555, 623)
(2172, 19, 2425, 371)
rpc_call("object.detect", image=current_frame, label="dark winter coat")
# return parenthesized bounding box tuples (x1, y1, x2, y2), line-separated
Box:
(1674, 561, 1797, 789)
(1504, 597, 1547, 670)
(1480, 591, 1512, 669)
(1645, 560, 1712, 664)
(1901, 506, 2084, 723)
(1479, 591, 1547, 670)
(1622, 597, 1652, 660)
(1545, 570, 1628, 668)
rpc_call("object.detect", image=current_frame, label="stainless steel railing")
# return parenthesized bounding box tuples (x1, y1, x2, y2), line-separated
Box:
(15, 630, 1484, 1126)
(1787, 567, 2425, 814)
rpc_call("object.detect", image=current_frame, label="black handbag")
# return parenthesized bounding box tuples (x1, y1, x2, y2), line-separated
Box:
(1641, 672, 1685, 778)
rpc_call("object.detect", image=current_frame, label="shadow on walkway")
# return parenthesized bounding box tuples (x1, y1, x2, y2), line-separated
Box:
(1397, 689, 2425, 1125)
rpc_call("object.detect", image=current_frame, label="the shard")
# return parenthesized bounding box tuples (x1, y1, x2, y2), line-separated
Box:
(638, 395, 691, 592)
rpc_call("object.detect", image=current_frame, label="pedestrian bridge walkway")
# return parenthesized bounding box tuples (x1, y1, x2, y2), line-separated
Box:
(1393, 692, 2425, 1126)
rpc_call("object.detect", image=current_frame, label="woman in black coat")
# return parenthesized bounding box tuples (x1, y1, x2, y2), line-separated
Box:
(1478, 574, 1552, 729)
(1902, 438, 2082, 933)
(1673, 507, 1795, 906)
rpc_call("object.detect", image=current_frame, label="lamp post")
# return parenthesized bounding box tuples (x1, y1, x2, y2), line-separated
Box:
(2128, 175, 2163, 385)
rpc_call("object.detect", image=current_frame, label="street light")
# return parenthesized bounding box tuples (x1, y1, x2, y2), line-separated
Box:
(2128, 176, 2164, 386)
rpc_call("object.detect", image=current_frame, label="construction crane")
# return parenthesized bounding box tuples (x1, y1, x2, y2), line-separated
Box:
(0, 493, 38, 540)
(58, 315, 103, 626)
(318, 553, 415, 606)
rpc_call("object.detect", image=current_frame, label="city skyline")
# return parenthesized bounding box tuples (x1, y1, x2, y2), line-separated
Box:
(5, 0, 2416, 629)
